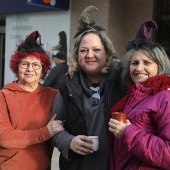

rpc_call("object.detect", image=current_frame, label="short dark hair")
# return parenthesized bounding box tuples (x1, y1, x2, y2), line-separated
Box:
(53, 51, 66, 60)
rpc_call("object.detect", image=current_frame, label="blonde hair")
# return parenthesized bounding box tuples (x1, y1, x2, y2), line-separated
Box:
(69, 29, 121, 74)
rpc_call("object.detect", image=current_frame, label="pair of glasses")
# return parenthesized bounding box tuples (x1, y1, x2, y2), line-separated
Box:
(90, 84, 100, 105)
(18, 61, 43, 70)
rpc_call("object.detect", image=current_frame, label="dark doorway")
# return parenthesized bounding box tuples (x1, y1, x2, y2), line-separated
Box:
(155, 0, 170, 57)
(0, 33, 5, 89)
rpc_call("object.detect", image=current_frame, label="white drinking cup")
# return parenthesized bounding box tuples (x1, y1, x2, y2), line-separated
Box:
(88, 136, 99, 151)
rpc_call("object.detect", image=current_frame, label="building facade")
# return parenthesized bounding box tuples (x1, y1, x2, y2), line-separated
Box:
(0, 0, 169, 88)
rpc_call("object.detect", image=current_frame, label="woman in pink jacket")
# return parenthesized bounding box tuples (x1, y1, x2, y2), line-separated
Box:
(109, 20, 170, 169)
(0, 31, 64, 170)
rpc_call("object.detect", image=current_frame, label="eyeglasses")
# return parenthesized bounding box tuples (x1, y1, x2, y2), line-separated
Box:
(18, 61, 43, 70)
(90, 84, 100, 105)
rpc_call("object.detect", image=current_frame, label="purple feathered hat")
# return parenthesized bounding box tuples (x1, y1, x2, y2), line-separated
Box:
(126, 20, 161, 51)
(135, 20, 158, 39)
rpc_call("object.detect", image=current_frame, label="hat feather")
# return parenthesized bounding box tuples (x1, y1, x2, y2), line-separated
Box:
(25, 30, 41, 44)
(135, 20, 158, 40)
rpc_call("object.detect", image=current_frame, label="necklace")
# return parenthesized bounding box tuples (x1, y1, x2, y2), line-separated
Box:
(89, 83, 100, 104)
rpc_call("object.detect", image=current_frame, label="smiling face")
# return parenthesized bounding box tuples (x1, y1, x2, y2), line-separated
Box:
(78, 33, 107, 78)
(17, 56, 43, 86)
(130, 51, 158, 83)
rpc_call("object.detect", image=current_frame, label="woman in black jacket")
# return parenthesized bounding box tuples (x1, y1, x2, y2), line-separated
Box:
(51, 6, 127, 170)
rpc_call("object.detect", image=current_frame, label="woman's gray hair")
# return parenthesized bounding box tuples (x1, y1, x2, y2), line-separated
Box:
(68, 29, 121, 74)
(122, 46, 170, 84)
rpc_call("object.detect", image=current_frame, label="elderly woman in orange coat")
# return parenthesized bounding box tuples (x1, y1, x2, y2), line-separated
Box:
(0, 31, 64, 170)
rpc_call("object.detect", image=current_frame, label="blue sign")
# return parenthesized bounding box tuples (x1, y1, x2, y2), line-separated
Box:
(27, 0, 69, 10)
(0, 0, 69, 14)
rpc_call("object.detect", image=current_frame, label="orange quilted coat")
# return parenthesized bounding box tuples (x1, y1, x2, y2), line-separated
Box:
(0, 82, 58, 170)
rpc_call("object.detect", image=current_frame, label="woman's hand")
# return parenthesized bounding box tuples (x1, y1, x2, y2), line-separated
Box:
(109, 118, 131, 138)
(70, 135, 94, 155)
(47, 114, 65, 137)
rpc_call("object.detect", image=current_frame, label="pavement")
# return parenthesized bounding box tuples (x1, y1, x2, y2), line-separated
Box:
(51, 148, 60, 170)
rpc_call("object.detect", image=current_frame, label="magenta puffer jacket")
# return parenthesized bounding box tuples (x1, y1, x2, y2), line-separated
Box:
(113, 83, 170, 170)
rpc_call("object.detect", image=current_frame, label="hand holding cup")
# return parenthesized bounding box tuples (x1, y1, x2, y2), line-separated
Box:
(88, 136, 99, 151)
(112, 112, 126, 123)
(109, 112, 131, 138)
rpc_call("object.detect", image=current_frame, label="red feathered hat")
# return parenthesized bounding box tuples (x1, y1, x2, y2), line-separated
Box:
(17, 30, 45, 54)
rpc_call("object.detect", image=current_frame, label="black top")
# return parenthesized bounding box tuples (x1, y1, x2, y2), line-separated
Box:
(51, 67, 127, 170)
(43, 62, 68, 90)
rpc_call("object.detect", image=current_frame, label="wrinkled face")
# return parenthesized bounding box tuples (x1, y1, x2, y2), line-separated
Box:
(130, 51, 158, 83)
(78, 33, 107, 76)
(18, 56, 43, 85)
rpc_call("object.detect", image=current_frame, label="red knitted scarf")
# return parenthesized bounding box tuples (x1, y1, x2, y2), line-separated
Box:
(109, 75, 170, 117)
